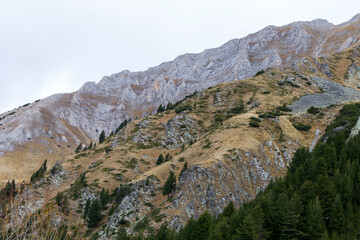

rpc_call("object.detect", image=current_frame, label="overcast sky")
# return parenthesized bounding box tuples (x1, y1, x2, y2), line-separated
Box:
(0, 0, 359, 113)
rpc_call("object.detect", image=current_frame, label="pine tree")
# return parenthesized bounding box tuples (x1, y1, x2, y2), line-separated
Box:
(88, 141, 93, 149)
(83, 199, 91, 219)
(156, 154, 164, 165)
(87, 199, 102, 228)
(165, 153, 171, 162)
(305, 197, 326, 240)
(329, 194, 344, 234)
(279, 199, 301, 240)
(100, 188, 110, 209)
(11, 180, 15, 192)
(223, 201, 235, 217)
(180, 161, 188, 177)
(5, 181, 11, 196)
(237, 214, 259, 240)
(162, 171, 176, 195)
(42, 159, 47, 172)
(191, 212, 212, 240)
(75, 143, 82, 153)
(99, 130, 106, 144)
(157, 104, 165, 113)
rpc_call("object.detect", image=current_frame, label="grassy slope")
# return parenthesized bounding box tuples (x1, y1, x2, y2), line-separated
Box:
(1, 46, 360, 239)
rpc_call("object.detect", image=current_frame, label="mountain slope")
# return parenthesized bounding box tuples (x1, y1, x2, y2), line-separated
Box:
(1, 45, 360, 239)
(1, 15, 360, 184)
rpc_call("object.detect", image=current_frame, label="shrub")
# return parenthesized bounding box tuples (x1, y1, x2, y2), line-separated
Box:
(214, 114, 223, 122)
(249, 120, 260, 127)
(289, 82, 300, 88)
(174, 104, 192, 113)
(255, 69, 265, 76)
(307, 106, 320, 114)
(250, 117, 261, 122)
(276, 105, 292, 112)
(293, 122, 311, 131)
(228, 105, 245, 114)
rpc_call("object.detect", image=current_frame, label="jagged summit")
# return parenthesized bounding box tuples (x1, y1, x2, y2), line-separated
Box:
(0, 14, 360, 183)
(349, 13, 360, 22)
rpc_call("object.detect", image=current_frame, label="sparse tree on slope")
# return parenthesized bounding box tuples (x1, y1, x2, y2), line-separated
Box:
(99, 130, 106, 144)
(162, 171, 176, 195)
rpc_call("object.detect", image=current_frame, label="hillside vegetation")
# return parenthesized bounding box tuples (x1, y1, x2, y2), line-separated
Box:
(143, 103, 360, 240)
(0, 46, 360, 239)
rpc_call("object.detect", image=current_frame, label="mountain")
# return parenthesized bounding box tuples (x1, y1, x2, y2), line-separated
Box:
(1, 42, 360, 238)
(1, 15, 360, 184)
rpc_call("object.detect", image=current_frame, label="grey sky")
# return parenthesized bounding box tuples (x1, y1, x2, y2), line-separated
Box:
(0, 0, 359, 113)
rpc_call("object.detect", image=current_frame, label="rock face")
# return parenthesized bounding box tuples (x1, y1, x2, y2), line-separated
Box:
(162, 113, 199, 148)
(0, 15, 360, 180)
(289, 76, 360, 113)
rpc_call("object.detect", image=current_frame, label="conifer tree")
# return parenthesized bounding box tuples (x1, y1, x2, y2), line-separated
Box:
(180, 161, 188, 177)
(192, 212, 212, 240)
(165, 153, 171, 162)
(75, 143, 82, 153)
(329, 194, 345, 234)
(99, 130, 106, 144)
(100, 188, 110, 209)
(156, 154, 164, 165)
(162, 171, 176, 195)
(222, 201, 235, 217)
(11, 180, 15, 192)
(42, 159, 47, 172)
(87, 199, 102, 228)
(157, 104, 165, 113)
(305, 197, 326, 240)
(83, 199, 91, 219)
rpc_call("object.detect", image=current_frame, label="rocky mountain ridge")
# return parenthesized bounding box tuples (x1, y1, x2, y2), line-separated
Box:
(1, 14, 360, 184)
(1, 42, 360, 239)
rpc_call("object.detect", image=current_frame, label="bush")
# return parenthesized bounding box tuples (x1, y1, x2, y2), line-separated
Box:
(228, 105, 245, 114)
(289, 82, 300, 88)
(214, 114, 223, 122)
(307, 106, 320, 114)
(293, 122, 311, 131)
(249, 120, 260, 127)
(255, 69, 265, 76)
(250, 117, 261, 122)
(174, 104, 192, 113)
(276, 105, 292, 112)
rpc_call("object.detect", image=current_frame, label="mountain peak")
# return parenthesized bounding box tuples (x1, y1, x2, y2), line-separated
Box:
(303, 18, 335, 31)
(350, 13, 360, 22)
